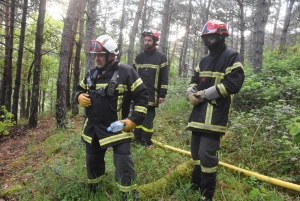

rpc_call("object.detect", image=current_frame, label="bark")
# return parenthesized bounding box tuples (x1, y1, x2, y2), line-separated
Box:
(200, 0, 211, 57)
(236, 0, 245, 63)
(72, 0, 87, 116)
(12, 0, 28, 124)
(5, 0, 15, 112)
(271, 0, 281, 49)
(250, 0, 271, 73)
(28, 0, 46, 127)
(1, 0, 10, 110)
(128, 0, 144, 65)
(55, 0, 78, 128)
(279, 0, 295, 54)
(118, 0, 126, 61)
(160, 0, 172, 55)
(140, 0, 148, 52)
(85, 0, 97, 71)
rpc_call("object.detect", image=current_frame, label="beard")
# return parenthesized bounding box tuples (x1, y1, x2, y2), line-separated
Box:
(144, 44, 155, 50)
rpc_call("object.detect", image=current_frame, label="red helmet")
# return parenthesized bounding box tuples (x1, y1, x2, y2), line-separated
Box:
(201, 19, 229, 37)
(142, 28, 160, 41)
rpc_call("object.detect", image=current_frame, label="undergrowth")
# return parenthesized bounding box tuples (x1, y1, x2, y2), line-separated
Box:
(1, 46, 300, 200)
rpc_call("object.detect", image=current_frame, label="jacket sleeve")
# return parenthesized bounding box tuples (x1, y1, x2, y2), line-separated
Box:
(74, 72, 88, 103)
(158, 54, 169, 98)
(127, 67, 149, 125)
(216, 53, 245, 97)
(188, 66, 201, 88)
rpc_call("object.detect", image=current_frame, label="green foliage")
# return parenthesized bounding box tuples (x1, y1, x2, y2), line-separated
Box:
(287, 116, 300, 143)
(0, 106, 16, 136)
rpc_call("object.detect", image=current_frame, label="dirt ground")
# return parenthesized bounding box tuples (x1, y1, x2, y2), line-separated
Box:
(0, 117, 56, 199)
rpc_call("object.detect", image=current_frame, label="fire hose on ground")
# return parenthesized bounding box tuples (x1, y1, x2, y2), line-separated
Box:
(151, 139, 300, 192)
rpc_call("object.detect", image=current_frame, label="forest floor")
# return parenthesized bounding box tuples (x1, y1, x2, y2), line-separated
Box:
(0, 117, 56, 200)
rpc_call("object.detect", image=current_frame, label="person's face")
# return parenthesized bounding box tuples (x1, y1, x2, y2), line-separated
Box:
(144, 35, 154, 49)
(205, 36, 217, 44)
(94, 53, 107, 68)
(94, 53, 115, 68)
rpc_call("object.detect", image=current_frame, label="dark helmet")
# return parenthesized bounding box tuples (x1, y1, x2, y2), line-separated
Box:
(201, 19, 229, 38)
(142, 28, 160, 41)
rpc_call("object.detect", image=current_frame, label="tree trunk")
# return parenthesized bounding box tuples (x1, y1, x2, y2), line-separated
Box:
(279, 0, 295, 54)
(118, 0, 126, 61)
(128, 0, 145, 65)
(236, 0, 245, 63)
(5, 0, 15, 112)
(12, 0, 28, 124)
(250, 0, 271, 73)
(200, 0, 211, 57)
(160, 0, 172, 55)
(72, 0, 87, 116)
(56, 0, 77, 128)
(28, 0, 46, 128)
(271, 0, 281, 49)
(85, 0, 97, 71)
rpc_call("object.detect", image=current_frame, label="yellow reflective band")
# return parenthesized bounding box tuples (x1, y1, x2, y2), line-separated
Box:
(136, 64, 160, 69)
(225, 62, 243, 74)
(81, 133, 92, 143)
(160, 61, 168, 68)
(80, 80, 87, 89)
(201, 165, 218, 173)
(193, 160, 200, 166)
(217, 83, 228, 97)
(195, 66, 200, 72)
(136, 125, 142, 129)
(161, 84, 168, 89)
(200, 71, 225, 79)
(188, 83, 197, 88)
(131, 78, 143, 91)
(88, 175, 104, 184)
(99, 132, 134, 146)
(116, 182, 138, 192)
(134, 106, 147, 114)
(205, 104, 213, 125)
(141, 126, 153, 133)
(187, 122, 227, 133)
(95, 83, 108, 88)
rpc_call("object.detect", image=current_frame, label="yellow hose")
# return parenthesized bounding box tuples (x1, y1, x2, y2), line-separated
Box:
(151, 139, 300, 192)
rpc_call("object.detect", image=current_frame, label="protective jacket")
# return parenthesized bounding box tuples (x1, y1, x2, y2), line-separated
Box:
(186, 47, 244, 134)
(75, 61, 148, 149)
(134, 48, 169, 106)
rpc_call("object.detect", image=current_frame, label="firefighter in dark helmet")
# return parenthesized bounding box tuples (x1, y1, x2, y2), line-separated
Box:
(75, 35, 148, 201)
(186, 20, 245, 201)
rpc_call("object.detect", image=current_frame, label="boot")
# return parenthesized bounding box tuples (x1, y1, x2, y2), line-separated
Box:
(141, 132, 152, 147)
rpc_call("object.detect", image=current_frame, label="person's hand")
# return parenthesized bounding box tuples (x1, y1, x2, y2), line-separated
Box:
(78, 93, 91, 107)
(120, 119, 137, 131)
(186, 86, 197, 100)
(188, 91, 205, 106)
(159, 98, 164, 104)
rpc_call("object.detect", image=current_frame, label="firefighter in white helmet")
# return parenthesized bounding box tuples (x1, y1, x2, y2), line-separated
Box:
(75, 35, 148, 200)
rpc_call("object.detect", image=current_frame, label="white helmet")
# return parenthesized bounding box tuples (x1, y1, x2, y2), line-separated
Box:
(89, 35, 119, 54)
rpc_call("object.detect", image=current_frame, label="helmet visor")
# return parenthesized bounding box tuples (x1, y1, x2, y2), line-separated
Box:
(89, 40, 104, 52)
(142, 28, 153, 35)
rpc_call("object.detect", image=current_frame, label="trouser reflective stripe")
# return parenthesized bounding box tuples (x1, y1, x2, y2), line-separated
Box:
(86, 153, 105, 184)
(114, 153, 137, 192)
(134, 107, 155, 145)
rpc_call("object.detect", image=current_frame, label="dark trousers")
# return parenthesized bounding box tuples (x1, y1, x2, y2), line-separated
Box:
(190, 131, 221, 198)
(85, 140, 136, 192)
(134, 106, 156, 146)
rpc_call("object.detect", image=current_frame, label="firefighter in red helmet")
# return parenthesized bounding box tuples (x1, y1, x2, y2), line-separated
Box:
(186, 20, 245, 201)
(133, 28, 169, 147)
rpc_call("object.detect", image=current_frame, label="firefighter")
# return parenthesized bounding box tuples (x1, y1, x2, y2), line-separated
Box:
(75, 35, 148, 201)
(133, 28, 169, 147)
(186, 19, 245, 201)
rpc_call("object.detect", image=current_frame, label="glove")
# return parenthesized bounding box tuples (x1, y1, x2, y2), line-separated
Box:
(188, 91, 205, 106)
(186, 86, 197, 100)
(120, 119, 137, 131)
(78, 93, 91, 107)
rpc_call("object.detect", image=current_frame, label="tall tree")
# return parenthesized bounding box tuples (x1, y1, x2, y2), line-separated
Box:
(271, 0, 282, 49)
(128, 0, 144, 65)
(160, 0, 172, 55)
(72, 0, 87, 116)
(12, 0, 28, 123)
(56, 0, 77, 127)
(249, 0, 271, 73)
(28, 0, 46, 127)
(85, 0, 97, 71)
(236, 0, 246, 63)
(118, 0, 126, 61)
(279, 0, 295, 54)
